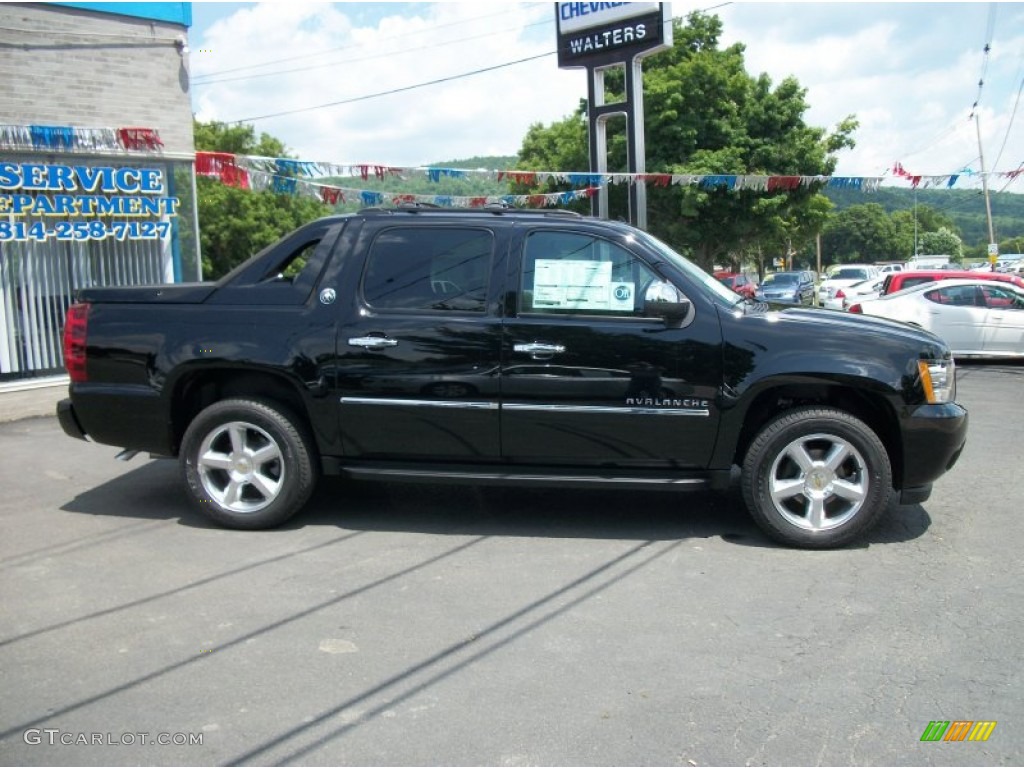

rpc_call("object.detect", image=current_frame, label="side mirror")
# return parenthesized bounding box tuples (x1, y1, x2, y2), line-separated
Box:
(643, 281, 691, 325)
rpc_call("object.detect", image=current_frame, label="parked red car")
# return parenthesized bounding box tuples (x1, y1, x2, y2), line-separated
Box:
(882, 269, 1024, 295)
(714, 271, 758, 299)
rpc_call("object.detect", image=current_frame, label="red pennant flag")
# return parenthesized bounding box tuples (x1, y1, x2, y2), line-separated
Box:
(118, 127, 164, 150)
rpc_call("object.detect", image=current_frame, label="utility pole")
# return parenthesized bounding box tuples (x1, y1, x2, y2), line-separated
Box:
(975, 113, 998, 269)
(913, 188, 918, 258)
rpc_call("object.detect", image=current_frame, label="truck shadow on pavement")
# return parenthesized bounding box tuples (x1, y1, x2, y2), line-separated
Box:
(59, 458, 933, 548)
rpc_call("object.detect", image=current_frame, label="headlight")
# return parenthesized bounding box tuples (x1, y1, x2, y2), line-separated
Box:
(918, 358, 956, 403)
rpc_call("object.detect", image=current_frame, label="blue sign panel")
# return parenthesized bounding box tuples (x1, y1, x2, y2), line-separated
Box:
(49, 2, 192, 27)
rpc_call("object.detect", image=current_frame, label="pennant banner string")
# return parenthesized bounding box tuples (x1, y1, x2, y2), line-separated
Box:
(0, 123, 164, 153)
(193, 151, 1023, 209)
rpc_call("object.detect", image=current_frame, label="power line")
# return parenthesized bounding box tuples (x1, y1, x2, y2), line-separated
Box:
(194, 18, 552, 87)
(192, 6, 550, 82)
(229, 52, 555, 123)
(968, 3, 996, 119)
(989, 75, 1024, 173)
(211, 2, 731, 126)
(195, 2, 729, 88)
(894, 121, 965, 167)
(895, 3, 1000, 176)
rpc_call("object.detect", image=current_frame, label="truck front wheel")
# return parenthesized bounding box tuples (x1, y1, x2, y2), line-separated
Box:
(180, 398, 318, 529)
(740, 407, 892, 548)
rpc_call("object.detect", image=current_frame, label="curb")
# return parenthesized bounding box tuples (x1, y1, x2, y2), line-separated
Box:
(0, 377, 68, 423)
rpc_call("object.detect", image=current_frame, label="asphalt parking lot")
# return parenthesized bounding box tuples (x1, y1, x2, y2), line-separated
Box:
(0, 363, 1021, 767)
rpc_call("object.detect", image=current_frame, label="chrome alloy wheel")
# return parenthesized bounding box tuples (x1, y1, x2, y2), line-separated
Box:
(197, 420, 285, 513)
(768, 432, 869, 532)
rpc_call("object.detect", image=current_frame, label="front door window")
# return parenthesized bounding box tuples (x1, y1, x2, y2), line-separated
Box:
(501, 229, 720, 468)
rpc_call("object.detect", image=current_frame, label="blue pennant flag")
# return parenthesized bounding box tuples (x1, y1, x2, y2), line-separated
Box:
(827, 177, 863, 190)
(275, 159, 318, 177)
(567, 173, 603, 187)
(427, 169, 467, 183)
(699, 175, 737, 189)
(271, 176, 298, 194)
(30, 124, 75, 149)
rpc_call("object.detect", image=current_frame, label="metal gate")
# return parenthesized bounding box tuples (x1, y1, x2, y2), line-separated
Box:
(0, 226, 171, 380)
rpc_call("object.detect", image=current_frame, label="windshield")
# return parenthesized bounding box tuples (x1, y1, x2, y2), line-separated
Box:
(763, 273, 798, 284)
(632, 230, 742, 304)
(835, 268, 869, 280)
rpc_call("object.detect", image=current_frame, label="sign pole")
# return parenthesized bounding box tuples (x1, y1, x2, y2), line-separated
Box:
(556, 3, 672, 228)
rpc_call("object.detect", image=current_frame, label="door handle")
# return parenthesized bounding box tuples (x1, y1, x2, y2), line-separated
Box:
(514, 342, 566, 360)
(348, 336, 399, 350)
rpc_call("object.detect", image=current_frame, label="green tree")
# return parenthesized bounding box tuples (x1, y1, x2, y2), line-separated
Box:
(514, 12, 857, 271)
(889, 210, 919, 258)
(919, 227, 963, 261)
(194, 120, 289, 158)
(821, 203, 902, 263)
(998, 235, 1024, 254)
(193, 119, 325, 278)
(890, 204, 960, 258)
(913, 205, 958, 234)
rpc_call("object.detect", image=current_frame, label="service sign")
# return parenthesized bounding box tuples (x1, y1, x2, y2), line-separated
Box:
(0, 162, 179, 243)
(556, 2, 672, 68)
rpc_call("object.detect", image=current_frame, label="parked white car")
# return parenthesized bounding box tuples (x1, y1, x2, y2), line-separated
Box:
(848, 278, 1024, 358)
(818, 265, 881, 304)
(822, 276, 886, 310)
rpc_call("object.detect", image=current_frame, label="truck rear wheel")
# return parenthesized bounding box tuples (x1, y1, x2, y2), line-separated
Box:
(180, 398, 318, 529)
(740, 407, 892, 548)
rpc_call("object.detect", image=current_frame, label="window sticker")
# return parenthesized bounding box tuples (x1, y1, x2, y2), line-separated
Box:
(532, 259, 635, 311)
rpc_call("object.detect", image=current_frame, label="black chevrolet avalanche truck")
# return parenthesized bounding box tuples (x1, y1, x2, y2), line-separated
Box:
(57, 207, 968, 548)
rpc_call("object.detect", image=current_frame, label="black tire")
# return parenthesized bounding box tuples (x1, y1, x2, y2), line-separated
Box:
(740, 407, 892, 549)
(180, 398, 318, 529)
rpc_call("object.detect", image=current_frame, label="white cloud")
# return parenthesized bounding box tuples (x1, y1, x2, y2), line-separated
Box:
(717, 2, 1024, 185)
(192, 2, 586, 165)
(190, 1, 1024, 191)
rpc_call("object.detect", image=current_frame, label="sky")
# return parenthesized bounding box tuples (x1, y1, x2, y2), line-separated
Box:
(187, 2, 1024, 191)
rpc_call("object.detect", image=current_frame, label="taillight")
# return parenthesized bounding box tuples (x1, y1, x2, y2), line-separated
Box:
(63, 303, 89, 382)
(848, 303, 863, 314)
(835, 289, 846, 299)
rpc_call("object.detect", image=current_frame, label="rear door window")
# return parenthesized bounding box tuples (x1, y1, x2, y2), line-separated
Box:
(362, 226, 493, 312)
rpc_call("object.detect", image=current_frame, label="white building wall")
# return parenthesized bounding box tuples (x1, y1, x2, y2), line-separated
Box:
(0, 3, 194, 155)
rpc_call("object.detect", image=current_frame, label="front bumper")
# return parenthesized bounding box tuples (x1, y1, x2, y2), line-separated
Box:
(900, 401, 968, 489)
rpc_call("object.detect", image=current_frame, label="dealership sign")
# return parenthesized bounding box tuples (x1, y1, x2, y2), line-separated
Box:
(556, 2, 672, 67)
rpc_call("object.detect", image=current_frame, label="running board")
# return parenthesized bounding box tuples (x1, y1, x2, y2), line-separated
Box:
(332, 462, 730, 492)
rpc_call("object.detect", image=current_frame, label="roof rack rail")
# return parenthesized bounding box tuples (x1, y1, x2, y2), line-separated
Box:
(396, 201, 441, 209)
(357, 204, 585, 218)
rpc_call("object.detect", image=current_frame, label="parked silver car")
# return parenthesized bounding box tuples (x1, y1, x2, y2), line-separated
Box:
(754, 270, 816, 305)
